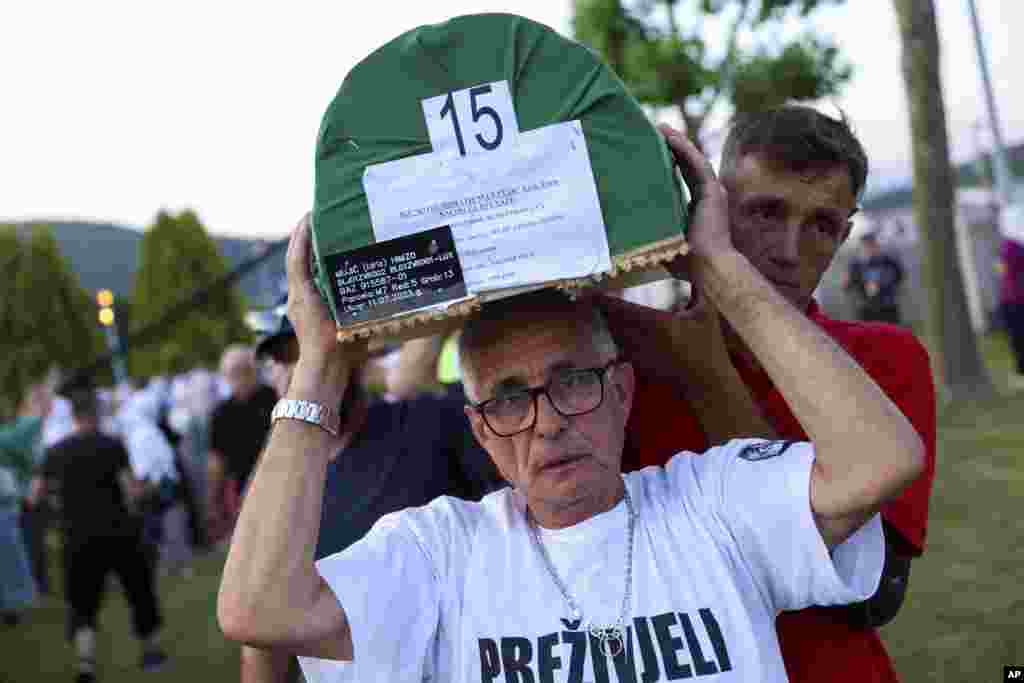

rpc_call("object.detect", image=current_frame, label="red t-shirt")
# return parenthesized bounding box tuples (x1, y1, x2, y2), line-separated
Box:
(622, 302, 937, 683)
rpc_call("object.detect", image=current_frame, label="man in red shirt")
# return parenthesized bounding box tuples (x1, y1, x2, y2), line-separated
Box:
(605, 106, 936, 682)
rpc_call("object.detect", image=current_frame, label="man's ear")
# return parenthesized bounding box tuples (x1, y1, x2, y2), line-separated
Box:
(612, 361, 636, 420)
(465, 405, 513, 483)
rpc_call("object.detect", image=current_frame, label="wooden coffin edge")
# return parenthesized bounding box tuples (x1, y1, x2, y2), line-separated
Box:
(334, 235, 689, 344)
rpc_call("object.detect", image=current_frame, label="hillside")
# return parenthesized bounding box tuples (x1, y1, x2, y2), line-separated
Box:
(10, 220, 286, 309)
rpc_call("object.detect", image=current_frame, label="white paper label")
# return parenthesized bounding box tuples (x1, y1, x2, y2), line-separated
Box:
(363, 120, 612, 293)
(421, 81, 521, 158)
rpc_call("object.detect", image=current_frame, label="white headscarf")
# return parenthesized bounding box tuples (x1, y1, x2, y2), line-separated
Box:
(42, 396, 74, 448)
(117, 389, 178, 484)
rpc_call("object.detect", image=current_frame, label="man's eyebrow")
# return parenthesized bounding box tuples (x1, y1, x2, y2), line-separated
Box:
(489, 361, 580, 395)
(492, 377, 529, 396)
(812, 207, 846, 222)
(743, 193, 850, 219)
(740, 193, 786, 209)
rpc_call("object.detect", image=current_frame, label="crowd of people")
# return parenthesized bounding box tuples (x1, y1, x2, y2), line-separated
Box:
(8, 102, 1022, 682)
(1, 300, 493, 682)
(1, 364, 244, 681)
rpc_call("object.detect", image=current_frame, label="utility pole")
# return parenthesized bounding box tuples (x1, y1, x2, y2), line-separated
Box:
(966, 0, 1013, 205)
(892, 0, 993, 398)
(96, 289, 128, 385)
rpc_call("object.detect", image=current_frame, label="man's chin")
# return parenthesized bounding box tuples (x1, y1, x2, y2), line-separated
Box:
(535, 458, 606, 504)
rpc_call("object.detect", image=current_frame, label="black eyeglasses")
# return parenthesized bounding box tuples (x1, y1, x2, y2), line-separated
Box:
(470, 361, 620, 437)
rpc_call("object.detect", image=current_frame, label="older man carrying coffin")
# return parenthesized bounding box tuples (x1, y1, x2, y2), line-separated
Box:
(218, 129, 923, 682)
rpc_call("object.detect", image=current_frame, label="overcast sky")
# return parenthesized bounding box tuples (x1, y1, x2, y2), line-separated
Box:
(2, 0, 1019, 238)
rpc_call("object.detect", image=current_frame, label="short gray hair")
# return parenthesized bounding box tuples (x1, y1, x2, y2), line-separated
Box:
(458, 290, 618, 402)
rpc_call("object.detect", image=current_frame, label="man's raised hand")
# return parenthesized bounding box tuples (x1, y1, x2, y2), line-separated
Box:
(658, 124, 734, 269)
(285, 213, 367, 400)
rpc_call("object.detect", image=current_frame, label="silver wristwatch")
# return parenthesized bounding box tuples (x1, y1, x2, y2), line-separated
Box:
(271, 398, 340, 437)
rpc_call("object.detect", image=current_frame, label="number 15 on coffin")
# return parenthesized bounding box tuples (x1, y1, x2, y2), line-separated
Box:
(309, 13, 691, 343)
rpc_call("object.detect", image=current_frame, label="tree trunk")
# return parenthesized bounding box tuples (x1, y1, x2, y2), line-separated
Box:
(891, 0, 993, 400)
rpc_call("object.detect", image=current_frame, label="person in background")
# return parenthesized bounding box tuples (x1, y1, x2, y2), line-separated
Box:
(603, 107, 935, 683)
(845, 232, 905, 324)
(119, 387, 191, 577)
(237, 296, 504, 683)
(36, 389, 168, 682)
(207, 346, 277, 543)
(167, 373, 213, 553)
(997, 237, 1024, 390)
(23, 373, 63, 598)
(1, 381, 52, 624)
(385, 332, 465, 401)
(42, 388, 75, 450)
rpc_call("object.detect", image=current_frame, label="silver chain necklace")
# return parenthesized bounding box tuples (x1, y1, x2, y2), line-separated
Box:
(526, 484, 635, 658)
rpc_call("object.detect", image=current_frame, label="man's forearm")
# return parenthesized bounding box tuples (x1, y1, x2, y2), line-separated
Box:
(699, 249, 924, 518)
(218, 369, 347, 644)
(388, 335, 445, 399)
(592, 294, 774, 443)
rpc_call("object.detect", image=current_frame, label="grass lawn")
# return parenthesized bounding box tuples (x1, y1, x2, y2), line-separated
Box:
(2, 333, 1022, 682)
(0, 548, 238, 683)
(881, 332, 1024, 680)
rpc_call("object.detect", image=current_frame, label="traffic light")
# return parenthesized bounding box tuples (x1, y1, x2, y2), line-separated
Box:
(97, 289, 115, 326)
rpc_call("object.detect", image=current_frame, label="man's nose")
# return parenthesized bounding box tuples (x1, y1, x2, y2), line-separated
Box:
(533, 391, 568, 438)
(771, 224, 802, 267)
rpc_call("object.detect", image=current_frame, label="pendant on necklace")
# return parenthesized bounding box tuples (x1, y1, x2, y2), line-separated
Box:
(560, 608, 583, 631)
(589, 623, 626, 658)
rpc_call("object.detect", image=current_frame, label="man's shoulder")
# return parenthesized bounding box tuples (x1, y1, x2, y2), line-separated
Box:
(210, 397, 232, 420)
(629, 440, 811, 497)
(813, 310, 928, 366)
(49, 432, 87, 453)
(41, 437, 68, 469)
(372, 491, 504, 555)
(225, 384, 278, 412)
(45, 431, 121, 464)
(366, 393, 465, 436)
(252, 384, 278, 407)
(75, 432, 126, 454)
(352, 398, 419, 443)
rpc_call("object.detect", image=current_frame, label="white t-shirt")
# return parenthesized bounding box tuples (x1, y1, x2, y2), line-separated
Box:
(302, 439, 884, 683)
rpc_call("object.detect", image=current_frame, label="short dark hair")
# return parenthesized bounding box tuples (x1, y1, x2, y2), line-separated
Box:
(69, 389, 99, 421)
(720, 105, 868, 202)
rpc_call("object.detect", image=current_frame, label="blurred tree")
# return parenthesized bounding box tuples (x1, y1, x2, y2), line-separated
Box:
(129, 210, 251, 378)
(0, 224, 106, 419)
(572, 0, 851, 145)
(891, 0, 991, 399)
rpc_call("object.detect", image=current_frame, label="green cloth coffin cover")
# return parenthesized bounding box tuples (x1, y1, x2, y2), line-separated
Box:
(312, 13, 689, 340)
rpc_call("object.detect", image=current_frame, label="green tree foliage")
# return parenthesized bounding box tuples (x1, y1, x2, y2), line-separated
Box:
(572, 0, 852, 142)
(129, 210, 251, 378)
(0, 224, 105, 419)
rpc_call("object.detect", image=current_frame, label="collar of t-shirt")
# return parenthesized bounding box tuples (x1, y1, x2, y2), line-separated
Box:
(531, 495, 630, 592)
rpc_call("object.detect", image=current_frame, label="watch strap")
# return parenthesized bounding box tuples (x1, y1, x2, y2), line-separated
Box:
(271, 398, 340, 437)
